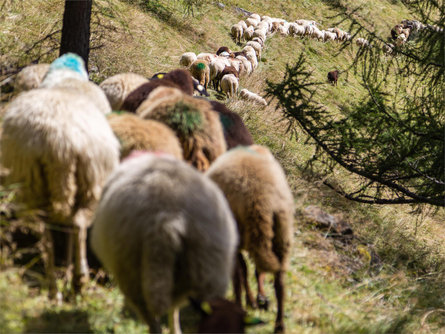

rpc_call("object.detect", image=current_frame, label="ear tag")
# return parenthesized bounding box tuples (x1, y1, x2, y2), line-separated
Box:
(200, 302, 213, 315)
(244, 315, 265, 326)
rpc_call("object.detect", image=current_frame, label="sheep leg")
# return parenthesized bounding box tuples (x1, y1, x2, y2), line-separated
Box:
(65, 230, 74, 284)
(273, 271, 285, 333)
(72, 211, 89, 294)
(239, 253, 257, 308)
(233, 254, 243, 306)
(255, 270, 269, 310)
(168, 308, 182, 334)
(41, 224, 58, 299)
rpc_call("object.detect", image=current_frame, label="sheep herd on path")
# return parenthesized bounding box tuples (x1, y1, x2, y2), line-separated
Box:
(1, 8, 439, 334)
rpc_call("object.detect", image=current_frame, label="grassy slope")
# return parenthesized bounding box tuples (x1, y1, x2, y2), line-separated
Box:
(1, 0, 445, 333)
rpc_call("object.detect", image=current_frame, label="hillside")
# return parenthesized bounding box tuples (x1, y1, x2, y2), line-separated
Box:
(1, 0, 445, 333)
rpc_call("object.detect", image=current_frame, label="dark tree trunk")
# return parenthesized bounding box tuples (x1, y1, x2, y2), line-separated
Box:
(59, 0, 92, 70)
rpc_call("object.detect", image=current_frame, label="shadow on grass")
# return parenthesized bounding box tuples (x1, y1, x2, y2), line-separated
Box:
(25, 309, 93, 333)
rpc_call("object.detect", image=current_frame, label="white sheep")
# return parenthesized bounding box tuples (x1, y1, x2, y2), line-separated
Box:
(237, 20, 248, 30)
(311, 26, 325, 41)
(99, 72, 149, 110)
(356, 37, 370, 47)
(179, 52, 197, 68)
(246, 17, 260, 28)
(235, 55, 253, 76)
(220, 74, 239, 98)
(231, 24, 244, 44)
(239, 88, 267, 106)
(196, 52, 216, 63)
(39, 53, 89, 88)
(245, 41, 262, 60)
(14, 63, 50, 93)
(242, 45, 258, 70)
(91, 153, 238, 334)
(323, 30, 337, 42)
(1, 87, 120, 298)
(243, 26, 254, 41)
(288, 23, 305, 37)
(382, 43, 395, 55)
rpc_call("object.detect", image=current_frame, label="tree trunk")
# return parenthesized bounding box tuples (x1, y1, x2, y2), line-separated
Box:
(59, 0, 92, 70)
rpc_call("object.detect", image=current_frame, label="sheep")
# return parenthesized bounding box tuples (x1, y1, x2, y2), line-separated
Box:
(39, 53, 89, 88)
(14, 63, 50, 93)
(249, 13, 261, 22)
(220, 74, 239, 98)
(311, 26, 325, 41)
(235, 55, 253, 76)
(99, 73, 149, 110)
(1, 87, 120, 298)
(237, 20, 248, 30)
(295, 19, 317, 26)
(209, 101, 254, 149)
(243, 26, 254, 41)
(91, 152, 239, 334)
(242, 45, 258, 70)
(323, 30, 337, 42)
(107, 113, 183, 160)
(121, 69, 194, 112)
(206, 145, 294, 334)
(327, 70, 339, 86)
(209, 58, 227, 90)
(252, 36, 265, 47)
(215, 65, 239, 92)
(196, 52, 216, 63)
(356, 37, 370, 47)
(253, 28, 267, 42)
(190, 59, 210, 90)
(179, 52, 197, 68)
(246, 17, 260, 28)
(382, 43, 395, 55)
(288, 23, 305, 37)
(231, 24, 244, 44)
(216, 46, 232, 55)
(46, 78, 112, 115)
(239, 88, 267, 106)
(136, 86, 227, 171)
(245, 41, 262, 61)
(277, 23, 290, 36)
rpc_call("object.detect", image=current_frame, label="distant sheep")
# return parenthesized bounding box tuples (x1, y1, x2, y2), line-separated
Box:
(121, 69, 194, 112)
(231, 24, 244, 44)
(100, 73, 149, 110)
(190, 59, 211, 90)
(327, 70, 339, 86)
(1, 86, 120, 298)
(215, 65, 239, 92)
(91, 153, 239, 333)
(107, 113, 183, 160)
(239, 88, 267, 106)
(179, 52, 197, 68)
(137, 86, 227, 171)
(206, 145, 294, 334)
(14, 63, 50, 93)
(356, 37, 370, 47)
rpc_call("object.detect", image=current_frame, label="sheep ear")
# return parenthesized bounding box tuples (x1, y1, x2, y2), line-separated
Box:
(244, 315, 265, 326)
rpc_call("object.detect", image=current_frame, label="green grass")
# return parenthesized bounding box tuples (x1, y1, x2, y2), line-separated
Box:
(1, 0, 445, 333)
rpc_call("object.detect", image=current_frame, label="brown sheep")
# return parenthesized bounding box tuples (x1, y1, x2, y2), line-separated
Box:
(121, 69, 194, 113)
(189, 59, 210, 90)
(206, 145, 294, 333)
(327, 70, 339, 86)
(136, 86, 226, 171)
(209, 101, 254, 149)
(107, 112, 183, 160)
(214, 65, 239, 92)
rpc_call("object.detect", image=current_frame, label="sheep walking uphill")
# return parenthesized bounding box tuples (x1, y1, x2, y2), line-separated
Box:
(1, 55, 120, 298)
(206, 145, 294, 333)
(137, 86, 227, 171)
(91, 153, 240, 334)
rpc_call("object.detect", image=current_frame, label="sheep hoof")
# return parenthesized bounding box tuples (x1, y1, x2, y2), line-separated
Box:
(257, 295, 269, 310)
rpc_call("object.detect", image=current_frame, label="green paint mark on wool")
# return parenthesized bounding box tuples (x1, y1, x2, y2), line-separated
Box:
(167, 101, 203, 137)
(219, 113, 233, 130)
(197, 62, 206, 70)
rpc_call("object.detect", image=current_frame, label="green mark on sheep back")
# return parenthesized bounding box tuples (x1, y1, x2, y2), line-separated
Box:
(167, 101, 203, 137)
(197, 62, 206, 70)
(218, 113, 233, 130)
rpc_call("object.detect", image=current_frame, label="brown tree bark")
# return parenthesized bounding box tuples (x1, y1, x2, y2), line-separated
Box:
(59, 0, 92, 70)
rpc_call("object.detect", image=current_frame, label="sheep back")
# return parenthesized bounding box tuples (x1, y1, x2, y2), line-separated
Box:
(1, 88, 120, 224)
(14, 63, 50, 93)
(206, 145, 294, 273)
(137, 87, 227, 171)
(107, 113, 183, 160)
(99, 73, 149, 110)
(91, 153, 238, 318)
(190, 59, 210, 89)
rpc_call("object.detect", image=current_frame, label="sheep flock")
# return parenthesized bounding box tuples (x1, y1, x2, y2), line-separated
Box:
(0, 5, 438, 334)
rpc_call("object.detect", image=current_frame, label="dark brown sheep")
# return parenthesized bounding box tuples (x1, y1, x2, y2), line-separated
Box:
(121, 69, 194, 112)
(209, 101, 253, 149)
(216, 46, 231, 55)
(327, 70, 339, 86)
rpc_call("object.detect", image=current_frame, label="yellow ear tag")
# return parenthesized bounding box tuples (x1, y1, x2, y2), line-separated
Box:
(157, 73, 165, 79)
(201, 302, 213, 315)
(244, 315, 265, 326)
